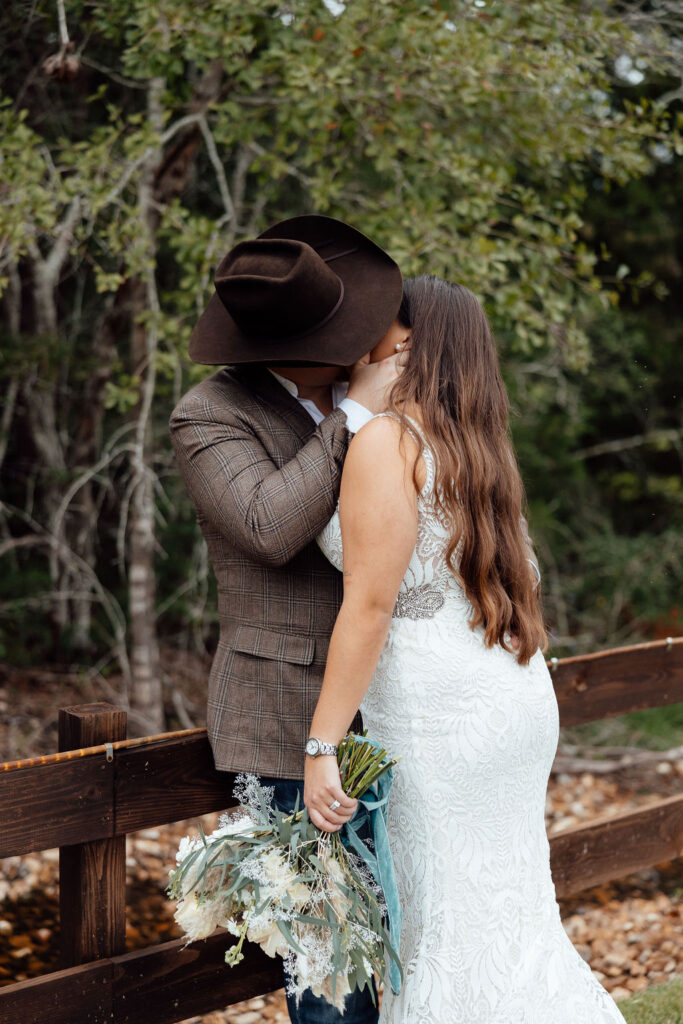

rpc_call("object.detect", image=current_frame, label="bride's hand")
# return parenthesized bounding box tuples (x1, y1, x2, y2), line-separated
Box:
(304, 755, 358, 833)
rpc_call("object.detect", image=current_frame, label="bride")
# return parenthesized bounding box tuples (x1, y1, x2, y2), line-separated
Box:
(303, 274, 627, 1023)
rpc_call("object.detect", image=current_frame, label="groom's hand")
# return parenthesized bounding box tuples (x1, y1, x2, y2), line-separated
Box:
(347, 351, 406, 414)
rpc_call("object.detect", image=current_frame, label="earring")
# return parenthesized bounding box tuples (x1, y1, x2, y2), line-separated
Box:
(395, 342, 403, 351)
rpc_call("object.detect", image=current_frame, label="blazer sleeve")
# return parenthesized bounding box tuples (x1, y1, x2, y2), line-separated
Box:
(169, 394, 351, 569)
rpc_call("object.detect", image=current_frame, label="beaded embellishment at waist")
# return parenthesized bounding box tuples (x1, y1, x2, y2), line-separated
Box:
(392, 583, 445, 620)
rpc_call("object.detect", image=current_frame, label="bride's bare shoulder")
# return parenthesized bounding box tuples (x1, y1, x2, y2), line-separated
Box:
(345, 414, 425, 490)
(349, 413, 418, 451)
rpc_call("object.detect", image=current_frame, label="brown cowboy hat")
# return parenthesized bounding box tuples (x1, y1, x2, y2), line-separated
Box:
(188, 214, 402, 366)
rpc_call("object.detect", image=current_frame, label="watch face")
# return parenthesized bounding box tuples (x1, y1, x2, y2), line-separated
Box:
(306, 738, 319, 755)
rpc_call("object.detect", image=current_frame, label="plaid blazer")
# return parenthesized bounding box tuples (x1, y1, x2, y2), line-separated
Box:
(169, 364, 361, 780)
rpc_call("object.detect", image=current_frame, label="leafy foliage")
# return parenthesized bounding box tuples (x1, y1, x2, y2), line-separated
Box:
(0, 0, 681, 671)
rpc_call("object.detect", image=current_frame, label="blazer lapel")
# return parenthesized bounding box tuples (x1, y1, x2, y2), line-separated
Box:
(229, 364, 318, 442)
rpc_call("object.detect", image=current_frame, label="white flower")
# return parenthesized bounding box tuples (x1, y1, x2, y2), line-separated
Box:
(287, 880, 311, 911)
(240, 887, 255, 908)
(282, 929, 341, 1010)
(174, 893, 222, 942)
(209, 813, 258, 840)
(246, 913, 290, 959)
(310, 969, 353, 1013)
(320, 848, 352, 919)
(240, 858, 267, 886)
(175, 834, 203, 865)
(261, 848, 297, 895)
(232, 773, 275, 811)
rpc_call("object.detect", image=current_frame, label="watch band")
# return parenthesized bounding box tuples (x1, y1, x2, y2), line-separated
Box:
(306, 736, 338, 756)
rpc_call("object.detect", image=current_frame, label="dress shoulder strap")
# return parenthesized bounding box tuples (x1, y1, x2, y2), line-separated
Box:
(403, 413, 429, 446)
(374, 411, 422, 444)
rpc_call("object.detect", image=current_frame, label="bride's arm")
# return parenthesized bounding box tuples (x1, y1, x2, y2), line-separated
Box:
(304, 416, 419, 833)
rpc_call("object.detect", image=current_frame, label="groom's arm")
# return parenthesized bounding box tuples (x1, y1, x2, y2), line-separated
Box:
(169, 396, 351, 569)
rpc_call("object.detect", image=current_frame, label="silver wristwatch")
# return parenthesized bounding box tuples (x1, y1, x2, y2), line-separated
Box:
(305, 736, 338, 757)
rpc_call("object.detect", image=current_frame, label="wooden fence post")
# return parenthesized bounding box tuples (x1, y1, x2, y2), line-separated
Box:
(58, 702, 127, 968)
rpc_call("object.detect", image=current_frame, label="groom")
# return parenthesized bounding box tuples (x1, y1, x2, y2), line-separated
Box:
(169, 214, 404, 1023)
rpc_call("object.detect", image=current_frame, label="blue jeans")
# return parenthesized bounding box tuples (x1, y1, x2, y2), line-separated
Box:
(258, 774, 380, 1024)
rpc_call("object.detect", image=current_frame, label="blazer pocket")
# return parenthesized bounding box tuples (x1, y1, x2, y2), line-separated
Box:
(231, 623, 315, 666)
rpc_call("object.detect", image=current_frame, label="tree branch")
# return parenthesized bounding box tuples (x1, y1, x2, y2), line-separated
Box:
(0, 506, 131, 683)
(56, 0, 70, 49)
(573, 428, 683, 460)
(197, 114, 235, 223)
(44, 195, 81, 282)
(101, 113, 204, 209)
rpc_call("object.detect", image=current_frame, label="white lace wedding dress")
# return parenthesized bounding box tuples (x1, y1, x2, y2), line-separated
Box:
(316, 414, 627, 1024)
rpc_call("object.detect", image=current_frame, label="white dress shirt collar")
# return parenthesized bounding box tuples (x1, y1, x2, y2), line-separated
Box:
(267, 368, 373, 433)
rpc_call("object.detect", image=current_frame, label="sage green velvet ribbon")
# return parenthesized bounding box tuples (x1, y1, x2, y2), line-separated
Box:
(339, 733, 403, 995)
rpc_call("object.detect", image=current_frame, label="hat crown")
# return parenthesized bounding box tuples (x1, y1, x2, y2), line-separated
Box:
(188, 213, 402, 366)
(214, 238, 343, 342)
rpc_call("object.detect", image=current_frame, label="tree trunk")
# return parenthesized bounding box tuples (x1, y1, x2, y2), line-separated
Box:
(126, 60, 223, 733)
(126, 77, 165, 735)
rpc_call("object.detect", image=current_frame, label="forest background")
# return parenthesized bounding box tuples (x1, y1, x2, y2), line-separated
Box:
(1, 0, 682, 739)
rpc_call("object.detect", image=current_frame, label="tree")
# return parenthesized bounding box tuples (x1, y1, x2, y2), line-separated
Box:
(0, 0, 680, 727)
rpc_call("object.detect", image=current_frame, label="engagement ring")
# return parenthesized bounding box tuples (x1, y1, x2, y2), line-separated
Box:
(328, 799, 341, 811)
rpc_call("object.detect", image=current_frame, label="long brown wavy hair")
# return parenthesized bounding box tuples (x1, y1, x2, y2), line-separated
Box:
(388, 274, 548, 665)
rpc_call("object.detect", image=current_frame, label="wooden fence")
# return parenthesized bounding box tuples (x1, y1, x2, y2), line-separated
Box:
(0, 636, 682, 1024)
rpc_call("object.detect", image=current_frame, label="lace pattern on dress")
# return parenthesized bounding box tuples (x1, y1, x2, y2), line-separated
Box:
(314, 412, 627, 1024)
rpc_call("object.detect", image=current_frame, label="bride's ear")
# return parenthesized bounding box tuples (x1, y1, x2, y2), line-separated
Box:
(399, 333, 412, 363)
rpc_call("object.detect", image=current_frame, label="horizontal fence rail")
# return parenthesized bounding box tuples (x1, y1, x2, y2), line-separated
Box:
(549, 792, 683, 895)
(0, 731, 231, 858)
(0, 934, 283, 1024)
(2, 747, 680, 891)
(2, 637, 681, 859)
(550, 636, 683, 726)
(0, 636, 682, 1024)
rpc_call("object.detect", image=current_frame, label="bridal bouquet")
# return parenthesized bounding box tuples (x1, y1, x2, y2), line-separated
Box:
(167, 731, 403, 1012)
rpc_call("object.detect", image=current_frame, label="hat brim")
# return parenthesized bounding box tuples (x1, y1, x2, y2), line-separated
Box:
(188, 215, 403, 366)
